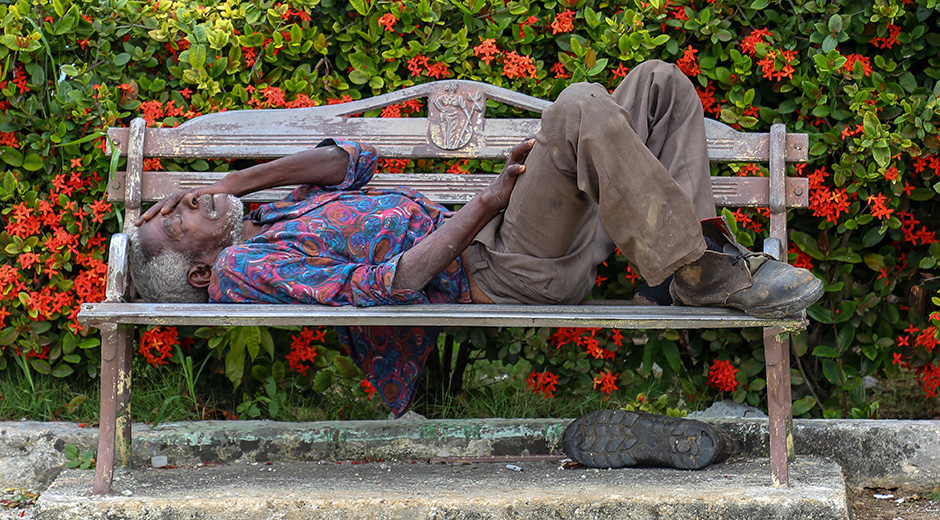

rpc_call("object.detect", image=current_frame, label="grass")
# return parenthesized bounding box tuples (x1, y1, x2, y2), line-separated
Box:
(865, 369, 940, 420)
(2, 351, 937, 424)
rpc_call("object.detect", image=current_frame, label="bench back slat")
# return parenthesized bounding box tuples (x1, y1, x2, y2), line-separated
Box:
(106, 170, 809, 208)
(107, 118, 807, 163)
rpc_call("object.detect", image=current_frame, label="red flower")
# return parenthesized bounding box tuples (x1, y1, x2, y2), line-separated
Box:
(870, 24, 901, 49)
(740, 28, 773, 57)
(843, 54, 872, 76)
(915, 363, 940, 398)
(425, 61, 450, 79)
(378, 158, 410, 173)
(866, 193, 894, 220)
(676, 45, 699, 76)
(360, 379, 377, 400)
(407, 54, 430, 76)
(139, 326, 179, 366)
(446, 160, 469, 174)
(551, 62, 570, 79)
(378, 13, 398, 32)
(503, 51, 536, 79)
(550, 10, 575, 34)
(286, 327, 319, 375)
(757, 49, 797, 81)
(526, 370, 559, 398)
(707, 359, 738, 393)
(592, 371, 619, 396)
(473, 38, 500, 65)
(611, 63, 629, 78)
(0, 132, 18, 148)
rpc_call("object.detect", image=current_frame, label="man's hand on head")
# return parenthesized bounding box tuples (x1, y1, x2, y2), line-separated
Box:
(484, 138, 534, 210)
(136, 186, 225, 226)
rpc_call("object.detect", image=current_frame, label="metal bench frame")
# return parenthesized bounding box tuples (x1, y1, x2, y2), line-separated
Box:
(79, 80, 810, 495)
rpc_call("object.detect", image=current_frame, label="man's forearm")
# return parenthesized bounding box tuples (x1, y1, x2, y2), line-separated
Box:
(392, 139, 532, 293)
(216, 145, 349, 196)
(393, 194, 500, 292)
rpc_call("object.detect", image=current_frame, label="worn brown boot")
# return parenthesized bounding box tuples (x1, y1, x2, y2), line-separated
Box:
(669, 217, 823, 318)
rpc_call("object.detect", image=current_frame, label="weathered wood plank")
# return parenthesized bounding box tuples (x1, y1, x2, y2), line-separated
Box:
(108, 120, 808, 163)
(107, 171, 809, 208)
(79, 302, 805, 330)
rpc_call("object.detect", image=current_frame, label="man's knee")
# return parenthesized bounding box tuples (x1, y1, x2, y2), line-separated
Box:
(545, 82, 613, 124)
(631, 59, 683, 79)
(631, 59, 696, 96)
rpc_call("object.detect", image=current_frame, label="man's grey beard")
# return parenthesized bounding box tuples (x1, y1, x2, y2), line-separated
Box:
(198, 193, 245, 247)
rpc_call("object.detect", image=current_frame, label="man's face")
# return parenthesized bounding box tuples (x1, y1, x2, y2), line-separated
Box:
(137, 193, 243, 259)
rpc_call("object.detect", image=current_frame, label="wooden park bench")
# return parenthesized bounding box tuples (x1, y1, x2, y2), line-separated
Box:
(79, 79, 810, 495)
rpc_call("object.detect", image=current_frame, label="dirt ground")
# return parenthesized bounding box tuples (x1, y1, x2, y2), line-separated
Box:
(850, 487, 940, 520)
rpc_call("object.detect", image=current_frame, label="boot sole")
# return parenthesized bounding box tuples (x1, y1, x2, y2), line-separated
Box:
(562, 410, 728, 470)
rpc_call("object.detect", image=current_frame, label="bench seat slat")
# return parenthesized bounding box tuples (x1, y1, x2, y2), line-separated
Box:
(107, 171, 809, 207)
(79, 302, 804, 329)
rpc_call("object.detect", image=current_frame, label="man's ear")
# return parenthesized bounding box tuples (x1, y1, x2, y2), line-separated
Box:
(187, 260, 213, 288)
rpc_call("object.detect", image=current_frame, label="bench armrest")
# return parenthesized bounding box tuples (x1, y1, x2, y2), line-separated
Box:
(105, 233, 130, 303)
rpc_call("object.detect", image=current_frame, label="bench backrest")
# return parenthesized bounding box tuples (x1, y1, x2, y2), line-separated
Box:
(106, 80, 808, 261)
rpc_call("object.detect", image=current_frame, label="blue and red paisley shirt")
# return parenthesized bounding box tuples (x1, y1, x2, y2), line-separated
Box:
(208, 138, 471, 415)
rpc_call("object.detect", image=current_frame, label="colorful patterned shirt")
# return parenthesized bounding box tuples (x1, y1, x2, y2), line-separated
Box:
(208, 138, 471, 415)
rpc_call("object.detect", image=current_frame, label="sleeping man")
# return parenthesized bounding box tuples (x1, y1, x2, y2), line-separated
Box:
(130, 60, 822, 469)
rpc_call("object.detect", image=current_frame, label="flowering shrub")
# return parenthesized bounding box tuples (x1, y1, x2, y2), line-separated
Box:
(1, 0, 939, 418)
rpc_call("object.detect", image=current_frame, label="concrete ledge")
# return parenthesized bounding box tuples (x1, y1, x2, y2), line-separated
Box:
(37, 457, 849, 520)
(718, 418, 940, 492)
(3, 417, 938, 492)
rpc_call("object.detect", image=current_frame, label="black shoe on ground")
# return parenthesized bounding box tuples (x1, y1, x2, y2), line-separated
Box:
(562, 410, 739, 470)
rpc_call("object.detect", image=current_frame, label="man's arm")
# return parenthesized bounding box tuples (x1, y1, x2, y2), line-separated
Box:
(393, 139, 534, 292)
(137, 144, 350, 225)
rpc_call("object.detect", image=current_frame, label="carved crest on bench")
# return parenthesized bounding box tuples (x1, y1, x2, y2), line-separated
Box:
(427, 82, 485, 150)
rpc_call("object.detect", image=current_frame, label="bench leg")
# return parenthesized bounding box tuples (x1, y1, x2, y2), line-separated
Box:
(93, 323, 133, 495)
(764, 326, 793, 487)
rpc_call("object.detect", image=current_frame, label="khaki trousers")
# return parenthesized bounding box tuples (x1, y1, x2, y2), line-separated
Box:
(465, 60, 716, 304)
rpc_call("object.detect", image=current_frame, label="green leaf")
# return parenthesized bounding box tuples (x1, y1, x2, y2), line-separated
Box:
(792, 396, 817, 416)
(862, 227, 885, 247)
(749, 0, 769, 9)
(821, 359, 845, 385)
(0, 327, 18, 346)
(349, 69, 371, 85)
(242, 327, 261, 361)
(334, 355, 359, 379)
(30, 359, 53, 374)
(660, 340, 682, 374)
(260, 328, 274, 358)
(899, 72, 917, 92)
(790, 231, 826, 259)
(812, 345, 839, 358)
(349, 0, 369, 15)
(313, 369, 334, 392)
(23, 154, 43, 171)
(0, 147, 23, 167)
(807, 304, 833, 324)
(225, 337, 246, 388)
(190, 44, 207, 69)
(828, 14, 842, 33)
(837, 326, 856, 353)
(51, 364, 75, 378)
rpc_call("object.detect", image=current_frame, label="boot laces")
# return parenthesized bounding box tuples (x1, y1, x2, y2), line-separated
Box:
(731, 251, 773, 271)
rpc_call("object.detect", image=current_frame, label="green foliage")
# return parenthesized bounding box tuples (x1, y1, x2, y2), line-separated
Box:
(0, 0, 939, 419)
(64, 443, 95, 470)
